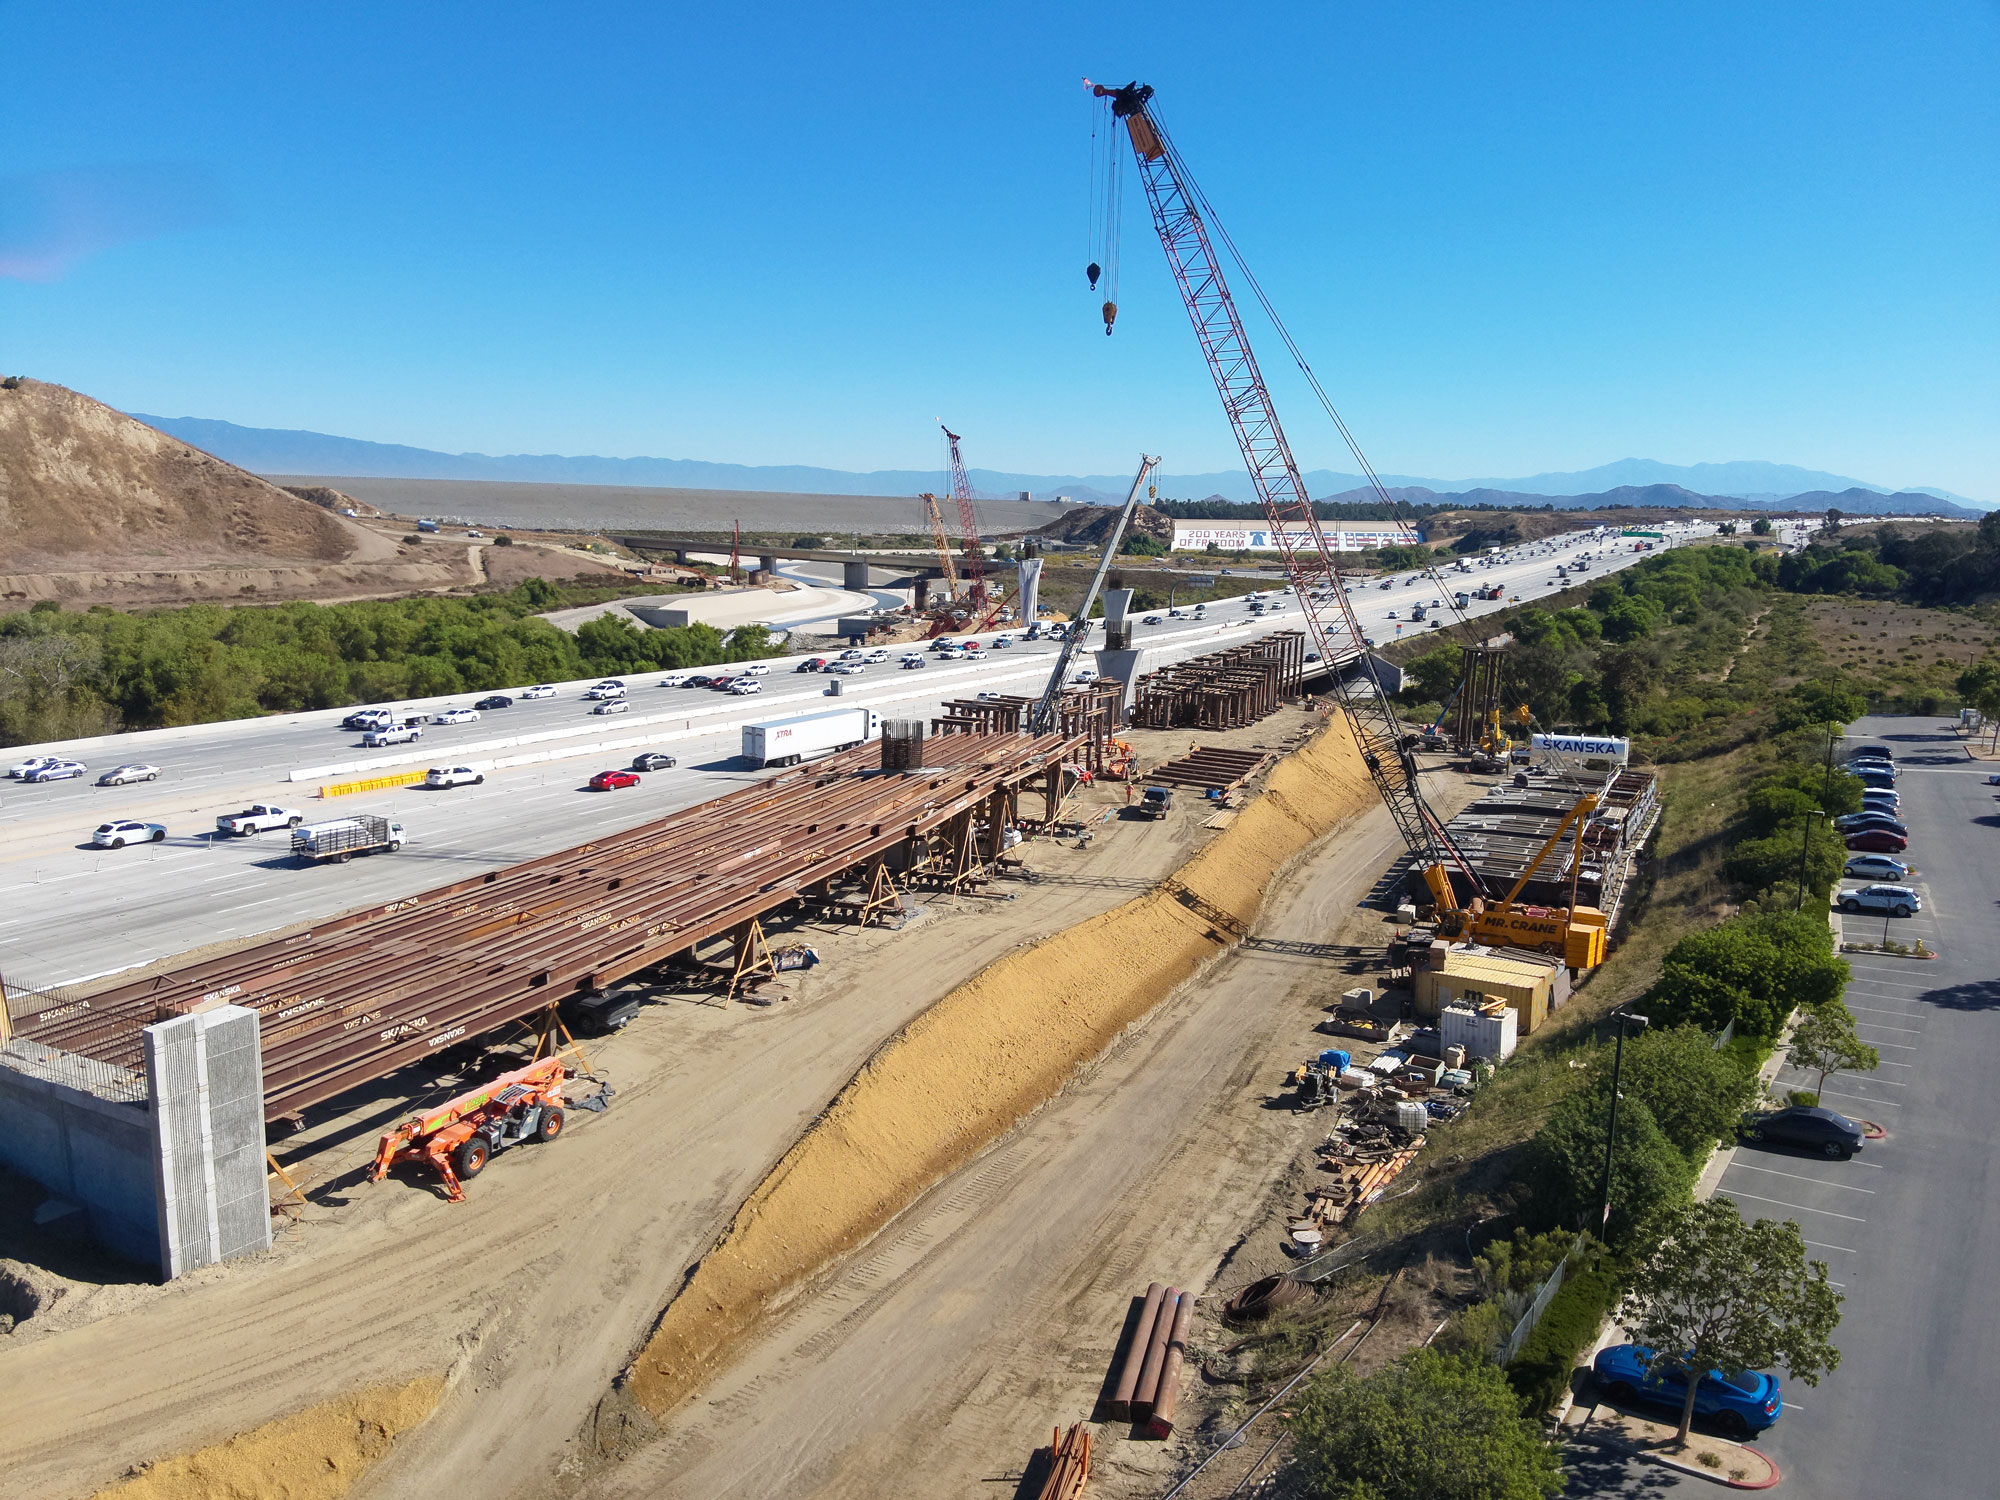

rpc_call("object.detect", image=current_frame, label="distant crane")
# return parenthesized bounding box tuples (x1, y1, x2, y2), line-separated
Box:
(940, 424, 988, 609)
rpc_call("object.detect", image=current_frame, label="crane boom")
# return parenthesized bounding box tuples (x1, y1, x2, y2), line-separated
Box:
(1028, 455, 1159, 736)
(941, 424, 988, 605)
(1095, 80, 1479, 890)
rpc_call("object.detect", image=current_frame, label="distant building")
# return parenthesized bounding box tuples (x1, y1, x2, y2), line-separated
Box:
(1169, 520, 1417, 553)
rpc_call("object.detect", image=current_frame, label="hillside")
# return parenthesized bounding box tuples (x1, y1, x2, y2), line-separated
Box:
(1032, 503, 1174, 548)
(0, 379, 367, 570)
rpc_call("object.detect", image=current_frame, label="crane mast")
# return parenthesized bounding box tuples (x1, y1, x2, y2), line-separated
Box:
(941, 424, 988, 606)
(1094, 80, 1478, 889)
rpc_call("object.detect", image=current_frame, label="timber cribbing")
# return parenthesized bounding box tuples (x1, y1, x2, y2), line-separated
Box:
(13, 730, 1079, 1120)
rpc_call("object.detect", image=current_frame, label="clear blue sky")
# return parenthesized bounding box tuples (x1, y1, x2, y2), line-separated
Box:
(3, 2, 1995, 498)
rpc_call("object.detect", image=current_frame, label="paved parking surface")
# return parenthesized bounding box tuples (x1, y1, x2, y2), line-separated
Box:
(1575, 717, 2000, 1496)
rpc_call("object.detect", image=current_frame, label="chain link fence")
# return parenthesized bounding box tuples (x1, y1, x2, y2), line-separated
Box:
(1494, 1231, 1588, 1366)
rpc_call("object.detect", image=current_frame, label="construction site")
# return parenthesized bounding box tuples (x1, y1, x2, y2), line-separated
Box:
(0, 79, 1666, 1500)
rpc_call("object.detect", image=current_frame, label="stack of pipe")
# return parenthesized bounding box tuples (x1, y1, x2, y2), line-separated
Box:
(1033, 1422, 1092, 1500)
(1106, 1282, 1195, 1435)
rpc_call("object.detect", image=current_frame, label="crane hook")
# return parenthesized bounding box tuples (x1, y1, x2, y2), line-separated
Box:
(1087, 261, 1101, 291)
(1101, 299, 1118, 337)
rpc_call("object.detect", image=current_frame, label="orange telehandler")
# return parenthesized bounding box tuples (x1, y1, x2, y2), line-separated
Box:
(369, 1057, 569, 1202)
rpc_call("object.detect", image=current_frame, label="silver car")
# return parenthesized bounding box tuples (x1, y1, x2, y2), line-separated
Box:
(98, 763, 161, 786)
(1837, 884, 1921, 917)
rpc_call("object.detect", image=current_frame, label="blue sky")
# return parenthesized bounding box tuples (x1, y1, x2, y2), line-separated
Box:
(3, 2, 1996, 498)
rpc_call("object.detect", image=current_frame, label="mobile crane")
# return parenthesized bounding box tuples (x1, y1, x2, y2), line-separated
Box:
(1091, 79, 1608, 967)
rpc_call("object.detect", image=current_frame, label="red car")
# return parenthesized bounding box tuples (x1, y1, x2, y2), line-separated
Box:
(588, 769, 641, 792)
(1844, 829, 1908, 854)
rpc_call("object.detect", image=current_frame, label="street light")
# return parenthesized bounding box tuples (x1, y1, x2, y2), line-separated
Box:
(1794, 808, 1826, 913)
(1596, 1009, 1652, 1235)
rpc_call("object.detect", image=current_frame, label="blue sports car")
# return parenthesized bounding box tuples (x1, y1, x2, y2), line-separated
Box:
(1593, 1343, 1783, 1437)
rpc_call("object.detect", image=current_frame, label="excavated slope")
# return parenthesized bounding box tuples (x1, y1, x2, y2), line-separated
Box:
(0, 379, 364, 571)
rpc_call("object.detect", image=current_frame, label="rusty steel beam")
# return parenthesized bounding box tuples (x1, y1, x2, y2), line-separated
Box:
(18, 731, 1079, 1119)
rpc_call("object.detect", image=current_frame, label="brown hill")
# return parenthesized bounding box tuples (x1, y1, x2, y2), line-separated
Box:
(1033, 503, 1174, 548)
(0, 378, 370, 571)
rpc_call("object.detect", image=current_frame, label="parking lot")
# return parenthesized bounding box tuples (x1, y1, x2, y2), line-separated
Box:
(1575, 717, 2000, 1496)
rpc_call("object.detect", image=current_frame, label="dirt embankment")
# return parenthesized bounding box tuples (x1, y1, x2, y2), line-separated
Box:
(618, 714, 1375, 1423)
(87, 1376, 443, 1500)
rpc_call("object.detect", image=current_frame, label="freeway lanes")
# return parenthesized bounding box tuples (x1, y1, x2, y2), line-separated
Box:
(0, 522, 1695, 991)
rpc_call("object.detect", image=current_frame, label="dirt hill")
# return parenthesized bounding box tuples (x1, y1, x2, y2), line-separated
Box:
(0, 378, 370, 571)
(1033, 502, 1174, 548)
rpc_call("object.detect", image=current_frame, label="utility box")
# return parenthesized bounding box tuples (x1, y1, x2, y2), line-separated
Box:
(1441, 1001, 1519, 1063)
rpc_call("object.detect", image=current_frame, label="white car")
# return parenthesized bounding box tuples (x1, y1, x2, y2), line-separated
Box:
(584, 683, 627, 701)
(729, 678, 763, 695)
(98, 763, 161, 786)
(827, 662, 865, 675)
(863, 650, 889, 664)
(1071, 669, 1096, 683)
(593, 699, 631, 715)
(22, 759, 87, 782)
(364, 725, 422, 747)
(430, 707, 480, 725)
(1143, 615, 1163, 624)
(9, 756, 60, 779)
(838, 649, 866, 661)
(739, 663, 771, 676)
(659, 673, 689, 688)
(425, 766, 485, 789)
(519, 684, 558, 699)
(93, 820, 167, 848)
(1838, 884, 1921, 917)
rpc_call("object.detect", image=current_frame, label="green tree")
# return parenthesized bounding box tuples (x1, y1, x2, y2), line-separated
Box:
(1620, 1199, 1842, 1445)
(1785, 1003, 1879, 1101)
(1615, 1025, 1760, 1161)
(1750, 518, 1773, 536)
(1775, 678, 1868, 733)
(1955, 659, 2000, 743)
(1649, 913, 1848, 1037)
(1403, 645, 1463, 704)
(1287, 1349, 1563, 1500)
(1530, 1087, 1695, 1248)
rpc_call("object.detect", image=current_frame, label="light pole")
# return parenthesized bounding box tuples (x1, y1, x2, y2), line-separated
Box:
(1794, 808, 1826, 913)
(1596, 1010, 1651, 1235)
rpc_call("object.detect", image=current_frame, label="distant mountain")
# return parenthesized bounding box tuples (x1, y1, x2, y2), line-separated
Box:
(127, 413, 1986, 515)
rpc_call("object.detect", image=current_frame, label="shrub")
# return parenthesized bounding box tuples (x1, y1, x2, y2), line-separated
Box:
(493, 534, 514, 546)
(1506, 1255, 1622, 1416)
(1527, 1091, 1695, 1250)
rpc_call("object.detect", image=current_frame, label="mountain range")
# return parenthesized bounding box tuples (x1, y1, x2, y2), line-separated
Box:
(128, 413, 1987, 516)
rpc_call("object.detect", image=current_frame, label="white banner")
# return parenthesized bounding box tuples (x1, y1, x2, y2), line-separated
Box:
(1170, 521, 1417, 553)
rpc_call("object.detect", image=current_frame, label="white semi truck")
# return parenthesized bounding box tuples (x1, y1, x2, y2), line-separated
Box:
(742, 707, 882, 768)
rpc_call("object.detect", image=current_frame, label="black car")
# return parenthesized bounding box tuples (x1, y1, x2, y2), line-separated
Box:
(475, 694, 514, 710)
(631, 752, 678, 772)
(685, 675, 714, 689)
(1849, 744, 1894, 762)
(1740, 1106, 1864, 1159)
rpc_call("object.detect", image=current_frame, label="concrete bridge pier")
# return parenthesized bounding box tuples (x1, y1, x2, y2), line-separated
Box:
(759, 554, 780, 576)
(843, 560, 872, 591)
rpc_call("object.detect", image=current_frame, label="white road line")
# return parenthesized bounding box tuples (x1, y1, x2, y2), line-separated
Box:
(1853, 1038, 1918, 1049)
(1847, 1011, 1923, 1026)
(1805, 1240, 1859, 1255)
(220, 896, 285, 912)
(1722, 1191, 1867, 1223)
(1815, 1089, 1901, 1108)
(1727, 1163, 1875, 1194)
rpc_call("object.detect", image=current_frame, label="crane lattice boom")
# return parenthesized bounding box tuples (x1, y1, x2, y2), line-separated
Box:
(1095, 80, 1478, 886)
(942, 424, 987, 605)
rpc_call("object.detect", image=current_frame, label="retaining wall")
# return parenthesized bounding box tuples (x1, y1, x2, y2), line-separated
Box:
(0, 1052, 158, 1267)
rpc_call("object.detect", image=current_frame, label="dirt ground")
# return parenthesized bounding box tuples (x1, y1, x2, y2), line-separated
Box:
(0, 708, 1343, 1500)
(574, 762, 1484, 1500)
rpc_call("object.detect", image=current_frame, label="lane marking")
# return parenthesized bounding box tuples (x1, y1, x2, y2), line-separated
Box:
(1722, 1191, 1867, 1223)
(1845, 1011, 1923, 1026)
(1726, 1163, 1875, 1194)
(1805, 1240, 1859, 1254)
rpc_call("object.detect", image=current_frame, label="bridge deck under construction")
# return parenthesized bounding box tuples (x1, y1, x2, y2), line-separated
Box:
(11, 729, 1080, 1120)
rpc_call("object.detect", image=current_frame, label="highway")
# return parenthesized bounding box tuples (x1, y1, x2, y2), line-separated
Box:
(0, 522, 1704, 992)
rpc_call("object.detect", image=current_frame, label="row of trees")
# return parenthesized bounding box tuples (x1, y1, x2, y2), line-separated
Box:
(0, 580, 781, 746)
(1783, 510, 2000, 604)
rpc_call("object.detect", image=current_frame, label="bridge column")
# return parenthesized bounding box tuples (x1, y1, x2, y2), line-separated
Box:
(843, 560, 871, 591)
(674, 549, 689, 565)
(759, 554, 779, 576)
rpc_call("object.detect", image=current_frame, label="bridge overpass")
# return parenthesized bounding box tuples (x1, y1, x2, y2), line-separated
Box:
(607, 532, 953, 593)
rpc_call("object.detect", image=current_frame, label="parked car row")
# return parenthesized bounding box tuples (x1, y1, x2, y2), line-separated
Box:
(10, 757, 162, 787)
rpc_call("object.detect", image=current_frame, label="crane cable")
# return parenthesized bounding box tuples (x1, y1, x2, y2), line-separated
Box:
(1145, 107, 1484, 647)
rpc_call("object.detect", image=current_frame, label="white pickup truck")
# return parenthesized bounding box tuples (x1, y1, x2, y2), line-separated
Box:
(364, 724, 422, 747)
(216, 803, 304, 836)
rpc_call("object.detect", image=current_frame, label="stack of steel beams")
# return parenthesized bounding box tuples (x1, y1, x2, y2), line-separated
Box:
(1130, 633, 1305, 731)
(15, 730, 1078, 1120)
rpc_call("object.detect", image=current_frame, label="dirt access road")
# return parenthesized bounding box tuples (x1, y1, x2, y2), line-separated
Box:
(573, 782, 1466, 1500)
(0, 717, 1319, 1500)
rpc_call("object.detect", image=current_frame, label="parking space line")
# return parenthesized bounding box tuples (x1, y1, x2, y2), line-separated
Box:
(1782, 1068, 1906, 1088)
(1727, 1163, 1875, 1194)
(1855, 1038, 1918, 1049)
(1723, 1190, 1867, 1222)
(1847, 1012, 1923, 1026)
(1815, 1089, 1901, 1108)
(1805, 1240, 1859, 1254)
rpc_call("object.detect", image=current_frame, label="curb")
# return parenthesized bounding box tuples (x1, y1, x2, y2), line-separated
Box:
(1838, 945, 1938, 961)
(1640, 1443, 1781, 1490)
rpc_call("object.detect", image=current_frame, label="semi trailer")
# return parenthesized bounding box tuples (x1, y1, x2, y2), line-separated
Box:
(741, 707, 882, 768)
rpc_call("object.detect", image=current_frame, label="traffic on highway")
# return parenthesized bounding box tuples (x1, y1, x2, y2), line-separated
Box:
(0, 520, 1709, 990)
